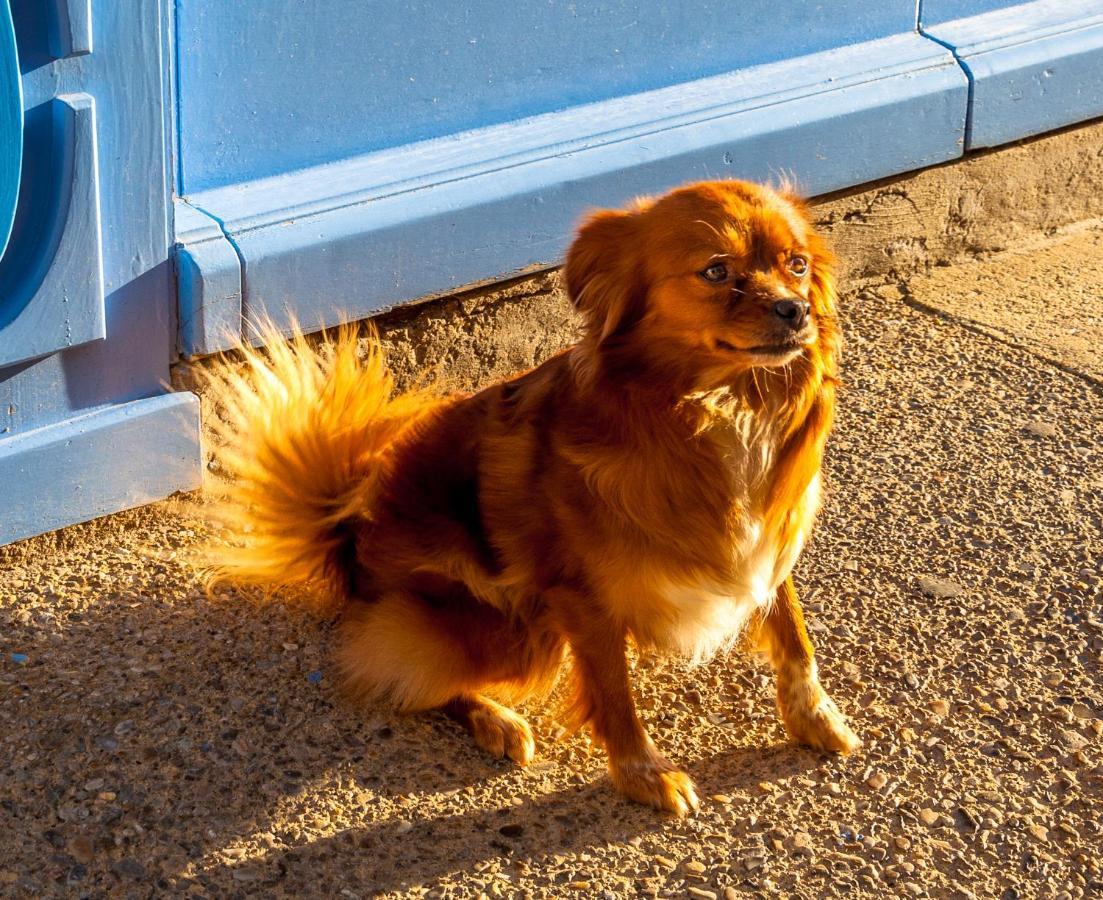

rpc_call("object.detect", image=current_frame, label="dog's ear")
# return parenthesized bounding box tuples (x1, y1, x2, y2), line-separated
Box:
(564, 208, 646, 342)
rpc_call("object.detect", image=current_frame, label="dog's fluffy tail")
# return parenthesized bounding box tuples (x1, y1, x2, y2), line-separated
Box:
(200, 321, 437, 613)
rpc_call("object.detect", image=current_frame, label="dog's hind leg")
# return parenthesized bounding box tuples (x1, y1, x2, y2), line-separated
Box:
(442, 694, 535, 765)
(337, 587, 557, 765)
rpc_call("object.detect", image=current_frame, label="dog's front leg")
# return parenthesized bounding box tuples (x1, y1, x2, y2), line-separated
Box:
(547, 587, 699, 816)
(758, 577, 860, 753)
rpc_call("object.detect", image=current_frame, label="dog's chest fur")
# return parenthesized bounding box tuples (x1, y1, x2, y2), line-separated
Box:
(626, 399, 818, 663)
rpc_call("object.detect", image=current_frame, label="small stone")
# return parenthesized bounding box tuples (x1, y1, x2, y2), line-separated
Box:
(918, 809, 940, 826)
(1060, 730, 1089, 752)
(112, 859, 145, 879)
(687, 889, 717, 900)
(865, 772, 888, 790)
(929, 699, 951, 717)
(917, 577, 963, 599)
(498, 824, 524, 839)
(684, 689, 703, 706)
(683, 860, 707, 875)
(742, 853, 767, 871)
(789, 832, 815, 855)
(1025, 422, 1057, 438)
(1027, 824, 1049, 842)
(394, 820, 413, 834)
(957, 807, 981, 830)
(724, 889, 739, 900)
(653, 855, 676, 870)
(68, 834, 94, 864)
(709, 794, 732, 804)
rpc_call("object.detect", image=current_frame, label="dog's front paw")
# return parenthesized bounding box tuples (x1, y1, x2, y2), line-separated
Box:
(462, 697, 536, 765)
(778, 671, 860, 754)
(610, 750, 699, 816)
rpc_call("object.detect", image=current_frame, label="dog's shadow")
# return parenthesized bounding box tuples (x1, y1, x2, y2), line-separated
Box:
(0, 505, 834, 896)
(203, 740, 828, 896)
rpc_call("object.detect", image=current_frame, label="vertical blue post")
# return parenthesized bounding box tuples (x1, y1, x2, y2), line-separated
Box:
(0, 0, 20, 259)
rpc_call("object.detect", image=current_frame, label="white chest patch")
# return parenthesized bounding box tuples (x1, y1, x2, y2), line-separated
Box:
(642, 402, 821, 665)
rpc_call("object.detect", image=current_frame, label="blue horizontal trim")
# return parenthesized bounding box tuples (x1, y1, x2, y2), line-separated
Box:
(924, 0, 1103, 149)
(177, 32, 967, 355)
(0, 392, 202, 545)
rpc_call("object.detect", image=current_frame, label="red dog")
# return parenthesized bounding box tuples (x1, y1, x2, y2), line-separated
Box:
(205, 180, 859, 815)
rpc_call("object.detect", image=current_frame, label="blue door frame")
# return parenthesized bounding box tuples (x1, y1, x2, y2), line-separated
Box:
(1, 0, 1102, 546)
(0, 0, 200, 546)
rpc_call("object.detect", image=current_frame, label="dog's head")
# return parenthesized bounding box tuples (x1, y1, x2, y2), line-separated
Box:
(565, 180, 837, 389)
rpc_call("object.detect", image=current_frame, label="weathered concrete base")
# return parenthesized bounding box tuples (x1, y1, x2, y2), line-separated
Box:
(901, 219, 1103, 385)
(174, 117, 1103, 398)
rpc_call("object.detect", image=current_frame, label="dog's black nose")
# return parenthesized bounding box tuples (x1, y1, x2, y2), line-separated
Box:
(773, 299, 809, 329)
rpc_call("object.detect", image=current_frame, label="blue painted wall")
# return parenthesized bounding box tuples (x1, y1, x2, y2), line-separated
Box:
(175, 0, 913, 193)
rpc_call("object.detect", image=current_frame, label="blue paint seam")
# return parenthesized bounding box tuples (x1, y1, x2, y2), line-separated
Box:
(171, 0, 186, 197)
(916, 0, 975, 151)
(176, 196, 247, 342)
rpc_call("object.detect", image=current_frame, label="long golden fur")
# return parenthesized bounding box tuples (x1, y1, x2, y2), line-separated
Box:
(203, 179, 859, 815)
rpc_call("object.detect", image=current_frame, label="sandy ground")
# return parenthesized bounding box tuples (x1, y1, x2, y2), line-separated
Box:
(1, 225, 1102, 899)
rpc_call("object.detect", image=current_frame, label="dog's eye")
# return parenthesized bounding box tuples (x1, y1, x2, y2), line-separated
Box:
(787, 256, 809, 277)
(700, 263, 729, 283)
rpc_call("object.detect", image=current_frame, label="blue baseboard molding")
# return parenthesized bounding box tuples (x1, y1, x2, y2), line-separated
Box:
(176, 32, 967, 356)
(923, 0, 1103, 150)
(0, 391, 202, 545)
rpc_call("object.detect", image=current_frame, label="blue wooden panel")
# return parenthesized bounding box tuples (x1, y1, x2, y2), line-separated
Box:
(0, 392, 201, 545)
(48, 0, 92, 58)
(0, 0, 202, 547)
(921, 0, 1024, 25)
(2, 0, 176, 434)
(923, 0, 1103, 149)
(0, 0, 20, 259)
(175, 0, 917, 193)
(178, 32, 967, 355)
(0, 93, 105, 368)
